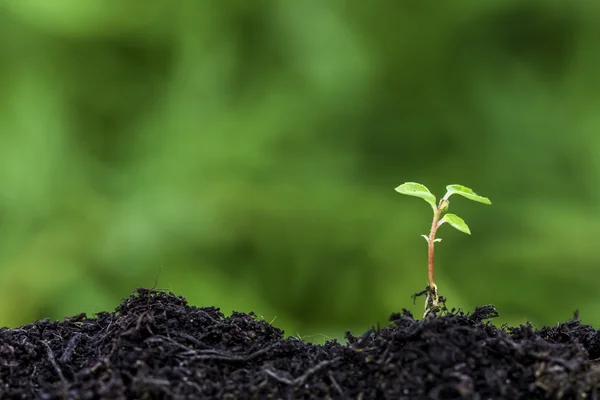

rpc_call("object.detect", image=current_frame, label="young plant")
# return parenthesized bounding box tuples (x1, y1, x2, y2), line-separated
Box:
(395, 182, 491, 317)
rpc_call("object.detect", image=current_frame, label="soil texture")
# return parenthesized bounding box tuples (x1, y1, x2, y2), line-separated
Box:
(1, 288, 599, 399)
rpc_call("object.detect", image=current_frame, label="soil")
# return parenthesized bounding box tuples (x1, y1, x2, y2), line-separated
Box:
(1, 289, 599, 399)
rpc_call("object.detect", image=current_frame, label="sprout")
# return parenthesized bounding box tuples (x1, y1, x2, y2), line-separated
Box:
(395, 182, 491, 317)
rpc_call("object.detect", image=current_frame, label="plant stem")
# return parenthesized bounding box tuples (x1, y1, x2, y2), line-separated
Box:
(428, 211, 440, 289)
(427, 199, 448, 289)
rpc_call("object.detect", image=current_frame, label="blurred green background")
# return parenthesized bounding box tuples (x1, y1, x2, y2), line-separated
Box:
(1, 1, 600, 341)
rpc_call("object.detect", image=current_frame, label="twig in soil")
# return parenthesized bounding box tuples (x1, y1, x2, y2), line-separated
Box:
(145, 335, 201, 354)
(186, 343, 279, 363)
(60, 332, 83, 363)
(263, 357, 342, 387)
(295, 358, 342, 386)
(195, 309, 220, 324)
(41, 340, 68, 385)
(263, 368, 293, 385)
(328, 370, 345, 396)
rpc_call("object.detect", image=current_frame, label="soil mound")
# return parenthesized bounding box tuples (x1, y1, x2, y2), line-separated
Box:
(1, 289, 599, 399)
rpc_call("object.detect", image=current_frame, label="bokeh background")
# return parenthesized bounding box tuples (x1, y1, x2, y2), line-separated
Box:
(1, 1, 600, 341)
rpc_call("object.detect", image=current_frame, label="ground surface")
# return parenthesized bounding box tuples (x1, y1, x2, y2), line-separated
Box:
(1, 289, 599, 399)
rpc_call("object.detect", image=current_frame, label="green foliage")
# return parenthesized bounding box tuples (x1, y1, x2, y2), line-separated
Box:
(439, 214, 471, 235)
(396, 182, 490, 236)
(444, 185, 492, 205)
(394, 183, 437, 210)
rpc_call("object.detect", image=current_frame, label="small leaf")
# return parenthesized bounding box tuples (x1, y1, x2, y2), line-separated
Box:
(395, 182, 437, 210)
(421, 235, 429, 242)
(445, 184, 491, 205)
(438, 213, 471, 235)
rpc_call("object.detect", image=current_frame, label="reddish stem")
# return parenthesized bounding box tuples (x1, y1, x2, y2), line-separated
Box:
(427, 199, 447, 289)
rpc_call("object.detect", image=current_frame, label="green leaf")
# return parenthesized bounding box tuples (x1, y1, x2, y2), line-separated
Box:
(445, 184, 491, 205)
(395, 182, 437, 210)
(438, 213, 471, 235)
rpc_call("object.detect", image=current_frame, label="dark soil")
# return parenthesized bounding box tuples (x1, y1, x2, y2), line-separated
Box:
(1, 289, 599, 399)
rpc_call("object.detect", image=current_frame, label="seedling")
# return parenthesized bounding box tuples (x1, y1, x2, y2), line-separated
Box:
(395, 182, 491, 317)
